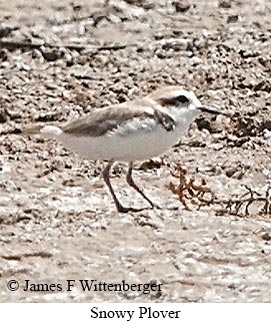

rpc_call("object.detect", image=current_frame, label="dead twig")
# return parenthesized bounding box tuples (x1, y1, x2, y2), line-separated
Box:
(169, 163, 271, 216)
(224, 184, 271, 216)
(168, 164, 213, 211)
(0, 40, 135, 52)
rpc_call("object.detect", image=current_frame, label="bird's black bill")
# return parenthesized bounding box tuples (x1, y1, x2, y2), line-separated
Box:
(198, 106, 231, 117)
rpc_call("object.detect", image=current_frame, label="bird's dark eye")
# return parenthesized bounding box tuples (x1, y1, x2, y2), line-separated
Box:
(177, 95, 189, 104)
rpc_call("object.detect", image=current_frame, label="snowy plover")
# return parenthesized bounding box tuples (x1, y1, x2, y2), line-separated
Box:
(24, 86, 230, 212)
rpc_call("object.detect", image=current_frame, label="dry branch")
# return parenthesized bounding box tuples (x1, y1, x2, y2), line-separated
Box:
(0, 40, 135, 52)
(168, 164, 213, 211)
(169, 163, 271, 216)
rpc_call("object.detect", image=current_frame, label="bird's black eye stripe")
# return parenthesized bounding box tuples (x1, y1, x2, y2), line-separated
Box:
(159, 94, 190, 106)
(177, 95, 190, 104)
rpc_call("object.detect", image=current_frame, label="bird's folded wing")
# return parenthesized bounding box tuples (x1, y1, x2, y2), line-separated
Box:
(63, 100, 176, 137)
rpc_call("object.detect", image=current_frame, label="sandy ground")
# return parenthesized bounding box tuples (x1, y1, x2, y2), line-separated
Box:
(0, 0, 271, 302)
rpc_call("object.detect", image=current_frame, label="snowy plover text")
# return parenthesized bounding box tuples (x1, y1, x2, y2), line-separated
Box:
(24, 86, 230, 212)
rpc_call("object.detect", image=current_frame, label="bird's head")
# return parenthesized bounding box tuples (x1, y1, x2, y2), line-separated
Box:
(148, 86, 230, 117)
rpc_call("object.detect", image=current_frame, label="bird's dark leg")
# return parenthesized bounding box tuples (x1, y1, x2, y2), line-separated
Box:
(126, 162, 161, 209)
(102, 159, 145, 213)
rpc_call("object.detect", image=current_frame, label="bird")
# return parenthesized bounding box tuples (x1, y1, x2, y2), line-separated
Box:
(23, 86, 230, 213)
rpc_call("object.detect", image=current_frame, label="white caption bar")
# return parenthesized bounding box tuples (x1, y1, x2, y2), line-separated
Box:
(0, 303, 269, 322)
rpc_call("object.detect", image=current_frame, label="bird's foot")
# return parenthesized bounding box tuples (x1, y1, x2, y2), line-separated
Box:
(116, 204, 147, 213)
(119, 204, 163, 213)
(150, 202, 163, 210)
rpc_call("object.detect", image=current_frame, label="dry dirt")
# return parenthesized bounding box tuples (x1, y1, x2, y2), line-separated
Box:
(0, 0, 271, 302)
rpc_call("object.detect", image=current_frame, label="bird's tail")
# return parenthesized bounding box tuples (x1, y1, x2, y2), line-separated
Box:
(22, 125, 63, 137)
